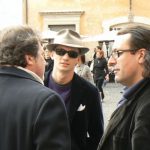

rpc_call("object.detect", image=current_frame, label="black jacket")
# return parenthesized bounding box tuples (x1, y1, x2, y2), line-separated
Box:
(44, 70, 104, 150)
(45, 58, 54, 72)
(93, 57, 109, 81)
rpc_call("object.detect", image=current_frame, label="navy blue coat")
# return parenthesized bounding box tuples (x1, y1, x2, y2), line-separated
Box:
(44, 70, 104, 150)
(0, 66, 71, 150)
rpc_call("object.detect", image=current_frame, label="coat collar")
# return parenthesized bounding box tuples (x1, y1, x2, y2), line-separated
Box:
(0, 66, 43, 84)
(17, 66, 43, 84)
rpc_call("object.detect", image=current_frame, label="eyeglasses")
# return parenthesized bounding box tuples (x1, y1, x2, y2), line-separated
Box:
(111, 49, 136, 59)
(55, 48, 79, 58)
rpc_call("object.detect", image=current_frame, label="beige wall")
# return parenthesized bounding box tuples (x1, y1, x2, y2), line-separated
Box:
(24, 0, 150, 60)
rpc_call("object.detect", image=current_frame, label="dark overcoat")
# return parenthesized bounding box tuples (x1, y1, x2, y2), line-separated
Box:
(93, 57, 109, 82)
(97, 78, 150, 150)
(44, 70, 104, 150)
(0, 66, 71, 150)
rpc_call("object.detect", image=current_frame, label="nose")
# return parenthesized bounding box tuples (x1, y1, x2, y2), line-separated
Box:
(108, 56, 117, 67)
(62, 52, 70, 59)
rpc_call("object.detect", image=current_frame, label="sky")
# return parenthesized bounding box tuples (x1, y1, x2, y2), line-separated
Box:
(0, 0, 22, 29)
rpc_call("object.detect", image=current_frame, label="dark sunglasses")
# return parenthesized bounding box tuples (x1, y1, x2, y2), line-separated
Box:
(55, 48, 79, 58)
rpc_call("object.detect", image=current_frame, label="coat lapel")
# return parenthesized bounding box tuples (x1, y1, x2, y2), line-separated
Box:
(68, 74, 84, 123)
(100, 103, 127, 145)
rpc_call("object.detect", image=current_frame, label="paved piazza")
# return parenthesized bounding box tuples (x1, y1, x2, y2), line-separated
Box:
(102, 82, 124, 128)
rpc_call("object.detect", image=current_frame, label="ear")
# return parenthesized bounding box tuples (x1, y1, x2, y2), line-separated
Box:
(25, 55, 35, 66)
(138, 48, 146, 64)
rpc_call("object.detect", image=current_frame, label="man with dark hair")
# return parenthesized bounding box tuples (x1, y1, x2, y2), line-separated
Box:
(0, 25, 71, 150)
(98, 25, 150, 150)
(44, 29, 104, 150)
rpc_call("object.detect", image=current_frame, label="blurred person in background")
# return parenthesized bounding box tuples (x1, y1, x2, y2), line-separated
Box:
(75, 54, 94, 84)
(92, 47, 109, 101)
(89, 48, 96, 72)
(43, 45, 54, 72)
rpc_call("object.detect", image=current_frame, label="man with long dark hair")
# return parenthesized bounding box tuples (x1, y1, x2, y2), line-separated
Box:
(98, 25, 150, 150)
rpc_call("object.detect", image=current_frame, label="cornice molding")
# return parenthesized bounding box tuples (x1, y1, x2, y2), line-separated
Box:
(39, 10, 84, 15)
(102, 16, 150, 32)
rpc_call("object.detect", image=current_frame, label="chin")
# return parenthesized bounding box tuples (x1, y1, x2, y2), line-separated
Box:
(115, 76, 121, 83)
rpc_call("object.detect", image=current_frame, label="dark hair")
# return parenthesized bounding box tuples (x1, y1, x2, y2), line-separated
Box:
(96, 46, 102, 50)
(0, 25, 41, 67)
(117, 25, 150, 77)
(80, 55, 86, 64)
(99, 50, 105, 58)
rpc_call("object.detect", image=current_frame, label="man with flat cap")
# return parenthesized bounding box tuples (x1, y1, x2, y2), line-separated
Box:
(44, 29, 104, 150)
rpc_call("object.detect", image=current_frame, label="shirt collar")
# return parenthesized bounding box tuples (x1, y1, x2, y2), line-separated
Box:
(17, 66, 44, 85)
(123, 78, 146, 99)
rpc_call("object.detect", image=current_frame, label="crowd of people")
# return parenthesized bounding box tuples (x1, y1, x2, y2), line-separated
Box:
(1, 24, 150, 150)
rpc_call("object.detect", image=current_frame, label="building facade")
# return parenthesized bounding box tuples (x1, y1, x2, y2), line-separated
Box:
(23, 0, 150, 59)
